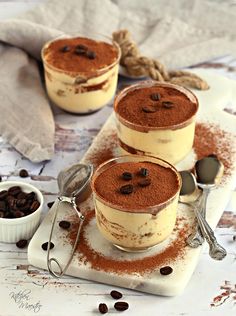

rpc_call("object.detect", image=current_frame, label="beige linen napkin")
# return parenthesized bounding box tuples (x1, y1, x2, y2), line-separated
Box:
(0, 0, 235, 162)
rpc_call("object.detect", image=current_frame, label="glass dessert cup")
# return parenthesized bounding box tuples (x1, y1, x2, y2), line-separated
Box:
(91, 155, 181, 252)
(41, 33, 121, 114)
(114, 81, 199, 165)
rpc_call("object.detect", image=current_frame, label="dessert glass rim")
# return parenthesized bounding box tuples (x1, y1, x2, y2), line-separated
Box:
(41, 32, 121, 75)
(114, 80, 199, 131)
(91, 154, 182, 214)
(0, 181, 43, 223)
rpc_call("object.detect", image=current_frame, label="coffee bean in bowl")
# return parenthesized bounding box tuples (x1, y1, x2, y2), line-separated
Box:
(0, 181, 43, 243)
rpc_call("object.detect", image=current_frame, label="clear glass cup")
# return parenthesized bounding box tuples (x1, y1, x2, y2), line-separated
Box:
(114, 81, 199, 164)
(91, 155, 181, 252)
(41, 33, 121, 114)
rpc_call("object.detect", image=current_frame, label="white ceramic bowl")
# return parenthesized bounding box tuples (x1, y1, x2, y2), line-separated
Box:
(0, 181, 43, 243)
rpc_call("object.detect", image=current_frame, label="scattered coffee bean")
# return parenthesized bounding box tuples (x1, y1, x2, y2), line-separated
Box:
(138, 178, 151, 187)
(30, 200, 40, 212)
(8, 186, 21, 196)
(98, 303, 108, 314)
(60, 45, 70, 53)
(0, 190, 8, 200)
(142, 105, 157, 113)
(16, 239, 28, 249)
(160, 266, 173, 275)
(86, 50, 96, 59)
(110, 290, 123, 299)
(114, 301, 129, 311)
(162, 101, 174, 109)
(150, 92, 161, 101)
(120, 184, 133, 195)
(75, 47, 86, 55)
(47, 201, 55, 208)
(76, 44, 88, 51)
(19, 169, 29, 178)
(233, 235, 236, 241)
(59, 220, 71, 230)
(122, 172, 133, 181)
(0, 175, 2, 182)
(139, 168, 149, 177)
(41, 242, 54, 251)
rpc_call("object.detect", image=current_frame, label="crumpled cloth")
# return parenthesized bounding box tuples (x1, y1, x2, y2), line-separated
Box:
(0, 0, 235, 162)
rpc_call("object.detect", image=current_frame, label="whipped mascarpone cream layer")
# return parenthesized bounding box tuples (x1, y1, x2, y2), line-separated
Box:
(114, 82, 199, 164)
(92, 158, 181, 251)
(42, 37, 120, 113)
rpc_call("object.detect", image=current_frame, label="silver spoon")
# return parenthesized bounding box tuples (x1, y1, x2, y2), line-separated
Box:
(179, 170, 227, 260)
(47, 163, 93, 278)
(187, 155, 224, 247)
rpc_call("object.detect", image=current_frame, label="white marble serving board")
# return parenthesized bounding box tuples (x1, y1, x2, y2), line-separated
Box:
(28, 69, 236, 296)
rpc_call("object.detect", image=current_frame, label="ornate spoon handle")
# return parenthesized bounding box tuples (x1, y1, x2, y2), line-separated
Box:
(187, 189, 210, 248)
(192, 204, 227, 260)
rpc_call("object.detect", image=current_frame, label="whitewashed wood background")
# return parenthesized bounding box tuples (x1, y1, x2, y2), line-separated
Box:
(0, 1, 236, 316)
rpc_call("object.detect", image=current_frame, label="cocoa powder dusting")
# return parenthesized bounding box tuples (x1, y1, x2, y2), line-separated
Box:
(83, 130, 118, 168)
(193, 123, 236, 178)
(68, 210, 189, 275)
(116, 86, 197, 128)
(94, 161, 180, 210)
(44, 37, 118, 73)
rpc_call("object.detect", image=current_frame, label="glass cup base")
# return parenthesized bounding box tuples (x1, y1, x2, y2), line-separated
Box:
(113, 243, 156, 253)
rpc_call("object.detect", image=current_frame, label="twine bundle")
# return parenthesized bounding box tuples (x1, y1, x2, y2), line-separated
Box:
(113, 30, 209, 90)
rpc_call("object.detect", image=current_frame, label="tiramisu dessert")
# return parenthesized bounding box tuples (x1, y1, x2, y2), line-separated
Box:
(91, 155, 181, 252)
(114, 81, 199, 164)
(42, 35, 120, 113)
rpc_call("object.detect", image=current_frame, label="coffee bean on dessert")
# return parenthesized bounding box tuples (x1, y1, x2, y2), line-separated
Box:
(142, 105, 157, 113)
(59, 220, 71, 230)
(19, 169, 29, 178)
(75, 47, 86, 55)
(47, 201, 54, 208)
(0, 190, 8, 200)
(76, 44, 88, 51)
(30, 200, 40, 212)
(16, 239, 28, 249)
(110, 290, 123, 299)
(41, 242, 54, 251)
(150, 92, 161, 101)
(162, 101, 174, 109)
(114, 302, 129, 311)
(160, 266, 173, 275)
(139, 168, 149, 177)
(122, 172, 133, 181)
(60, 45, 70, 53)
(120, 184, 133, 194)
(8, 186, 21, 196)
(86, 50, 96, 59)
(98, 303, 108, 314)
(138, 178, 151, 187)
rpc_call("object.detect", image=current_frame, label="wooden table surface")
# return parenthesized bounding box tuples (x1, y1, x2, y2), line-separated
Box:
(0, 1, 236, 315)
